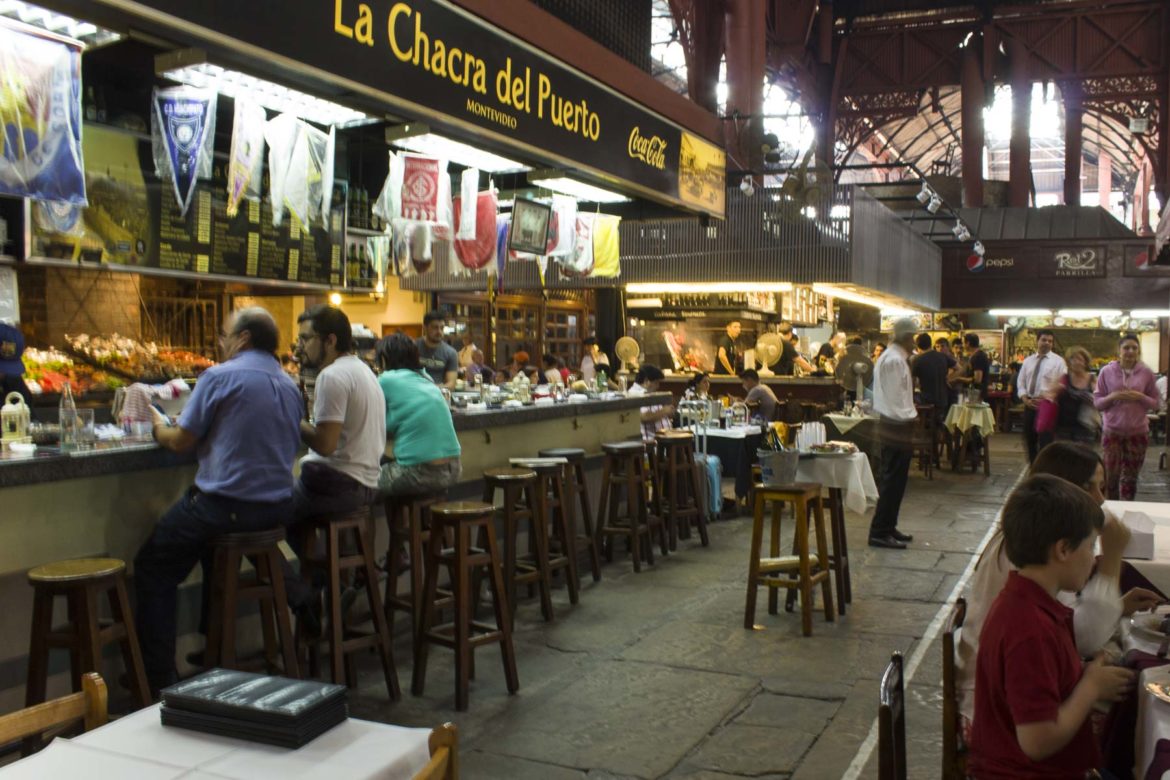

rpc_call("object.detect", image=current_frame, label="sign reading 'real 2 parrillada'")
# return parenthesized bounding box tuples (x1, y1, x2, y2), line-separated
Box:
(95, 0, 726, 218)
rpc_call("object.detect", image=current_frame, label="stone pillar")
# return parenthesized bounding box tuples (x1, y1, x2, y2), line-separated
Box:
(1098, 151, 1112, 211)
(724, 0, 767, 169)
(1062, 86, 1083, 206)
(1007, 37, 1031, 207)
(960, 40, 984, 207)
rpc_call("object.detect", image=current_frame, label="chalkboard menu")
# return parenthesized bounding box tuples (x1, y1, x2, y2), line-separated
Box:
(29, 124, 343, 288)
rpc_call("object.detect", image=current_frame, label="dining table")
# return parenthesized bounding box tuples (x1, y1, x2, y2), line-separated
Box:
(0, 704, 433, 779)
(1110, 500, 1170, 597)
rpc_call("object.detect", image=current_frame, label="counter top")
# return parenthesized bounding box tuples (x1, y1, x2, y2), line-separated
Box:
(451, 392, 671, 431)
(0, 394, 669, 487)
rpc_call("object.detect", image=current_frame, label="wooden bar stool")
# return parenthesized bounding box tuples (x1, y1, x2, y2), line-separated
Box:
(26, 558, 151, 709)
(383, 491, 447, 638)
(778, 486, 854, 617)
(518, 460, 580, 603)
(413, 501, 519, 711)
(745, 483, 835, 636)
(204, 528, 299, 680)
(482, 467, 554, 626)
(300, 507, 400, 700)
(653, 431, 709, 550)
(538, 448, 602, 583)
(596, 441, 668, 572)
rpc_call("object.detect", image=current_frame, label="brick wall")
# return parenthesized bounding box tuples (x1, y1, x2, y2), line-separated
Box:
(19, 266, 141, 346)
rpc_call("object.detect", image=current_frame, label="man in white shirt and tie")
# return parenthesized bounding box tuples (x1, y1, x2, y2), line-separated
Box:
(1015, 329, 1067, 463)
(869, 318, 919, 549)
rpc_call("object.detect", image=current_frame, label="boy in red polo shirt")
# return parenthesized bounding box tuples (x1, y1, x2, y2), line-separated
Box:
(969, 474, 1136, 779)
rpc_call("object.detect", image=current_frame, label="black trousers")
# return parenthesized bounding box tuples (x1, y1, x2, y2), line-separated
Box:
(869, 421, 914, 537)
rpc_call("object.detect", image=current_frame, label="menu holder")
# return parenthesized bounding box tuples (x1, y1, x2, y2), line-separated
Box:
(160, 668, 347, 748)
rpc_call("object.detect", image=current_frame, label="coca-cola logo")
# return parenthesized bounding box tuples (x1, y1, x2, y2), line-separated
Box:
(628, 126, 667, 170)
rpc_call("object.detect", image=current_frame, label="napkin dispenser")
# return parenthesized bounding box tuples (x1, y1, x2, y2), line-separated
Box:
(1122, 511, 1155, 560)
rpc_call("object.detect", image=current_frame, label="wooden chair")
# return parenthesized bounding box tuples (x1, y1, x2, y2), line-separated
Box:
(0, 672, 107, 748)
(878, 652, 907, 780)
(413, 722, 459, 779)
(942, 598, 968, 780)
(912, 404, 936, 480)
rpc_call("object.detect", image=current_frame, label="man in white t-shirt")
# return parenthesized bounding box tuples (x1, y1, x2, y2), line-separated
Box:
(287, 305, 386, 628)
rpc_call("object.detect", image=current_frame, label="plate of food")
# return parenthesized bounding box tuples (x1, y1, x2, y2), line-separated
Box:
(1130, 610, 1170, 641)
(1146, 679, 1170, 706)
(809, 441, 858, 458)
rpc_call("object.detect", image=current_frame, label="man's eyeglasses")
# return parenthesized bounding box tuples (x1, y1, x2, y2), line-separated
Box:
(296, 333, 321, 344)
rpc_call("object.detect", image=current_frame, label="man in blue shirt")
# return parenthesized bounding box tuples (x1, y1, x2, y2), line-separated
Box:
(139, 307, 303, 696)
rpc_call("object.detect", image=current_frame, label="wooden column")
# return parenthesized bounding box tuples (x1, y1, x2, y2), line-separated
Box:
(1063, 86, 1083, 206)
(960, 41, 984, 207)
(724, 0, 767, 169)
(1008, 37, 1031, 207)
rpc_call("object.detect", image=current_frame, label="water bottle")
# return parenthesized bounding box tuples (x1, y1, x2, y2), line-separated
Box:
(59, 381, 78, 451)
(597, 369, 607, 394)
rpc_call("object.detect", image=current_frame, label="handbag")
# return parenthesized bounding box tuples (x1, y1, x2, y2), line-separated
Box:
(1034, 397, 1059, 433)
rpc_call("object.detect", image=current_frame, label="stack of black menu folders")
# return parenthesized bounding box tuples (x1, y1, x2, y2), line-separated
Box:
(160, 669, 348, 748)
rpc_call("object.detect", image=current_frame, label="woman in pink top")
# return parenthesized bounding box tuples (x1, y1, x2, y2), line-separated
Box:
(1093, 333, 1161, 500)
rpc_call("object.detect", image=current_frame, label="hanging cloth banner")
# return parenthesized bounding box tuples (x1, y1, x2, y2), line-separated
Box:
(590, 214, 621, 278)
(152, 86, 216, 217)
(226, 98, 266, 218)
(457, 168, 479, 241)
(0, 25, 86, 204)
(264, 113, 335, 229)
(452, 190, 499, 271)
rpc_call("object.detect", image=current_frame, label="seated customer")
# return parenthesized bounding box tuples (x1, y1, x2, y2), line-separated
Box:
(139, 307, 302, 696)
(376, 333, 462, 495)
(542, 353, 563, 386)
(969, 475, 1135, 779)
(741, 369, 778, 421)
(629, 364, 674, 442)
(686, 372, 711, 398)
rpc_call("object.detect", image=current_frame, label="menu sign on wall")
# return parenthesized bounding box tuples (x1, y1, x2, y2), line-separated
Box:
(83, 0, 726, 218)
(28, 124, 342, 288)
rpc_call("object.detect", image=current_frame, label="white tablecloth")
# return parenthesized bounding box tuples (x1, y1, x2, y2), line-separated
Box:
(0, 704, 432, 779)
(1107, 500, 1170, 597)
(823, 413, 873, 436)
(795, 452, 878, 515)
(1138, 665, 1170, 780)
(944, 403, 996, 435)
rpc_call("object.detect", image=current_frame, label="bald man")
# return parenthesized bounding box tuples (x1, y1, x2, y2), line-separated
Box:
(138, 307, 304, 697)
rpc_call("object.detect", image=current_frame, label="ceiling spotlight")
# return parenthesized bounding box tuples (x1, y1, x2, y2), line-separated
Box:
(740, 178, 755, 197)
(926, 195, 943, 214)
(973, 240, 985, 257)
(916, 184, 932, 204)
(952, 223, 971, 242)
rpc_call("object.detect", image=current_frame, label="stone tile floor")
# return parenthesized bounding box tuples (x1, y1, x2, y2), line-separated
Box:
(345, 433, 1170, 778)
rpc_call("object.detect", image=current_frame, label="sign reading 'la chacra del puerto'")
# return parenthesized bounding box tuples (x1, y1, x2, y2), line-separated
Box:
(109, 0, 726, 218)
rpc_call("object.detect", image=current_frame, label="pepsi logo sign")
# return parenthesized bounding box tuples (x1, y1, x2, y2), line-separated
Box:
(1135, 250, 1149, 270)
(966, 254, 984, 272)
(966, 255, 1013, 273)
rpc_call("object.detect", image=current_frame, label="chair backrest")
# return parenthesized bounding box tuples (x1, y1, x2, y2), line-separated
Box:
(0, 672, 107, 745)
(878, 652, 907, 780)
(942, 598, 968, 780)
(413, 722, 459, 780)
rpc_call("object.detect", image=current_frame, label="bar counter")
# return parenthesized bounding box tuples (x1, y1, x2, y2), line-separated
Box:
(0, 393, 660, 708)
(657, 374, 843, 406)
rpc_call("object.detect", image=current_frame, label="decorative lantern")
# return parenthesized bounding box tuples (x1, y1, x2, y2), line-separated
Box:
(2, 392, 30, 442)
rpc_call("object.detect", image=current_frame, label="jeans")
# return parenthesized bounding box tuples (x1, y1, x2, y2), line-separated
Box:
(869, 420, 913, 537)
(284, 462, 379, 607)
(378, 460, 462, 496)
(134, 487, 292, 694)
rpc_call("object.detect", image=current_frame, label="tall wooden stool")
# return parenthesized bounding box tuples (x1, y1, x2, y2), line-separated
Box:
(205, 529, 299, 679)
(383, 491, 446, 639)
(482, 467, 554, 626)
(519, 460, 580, 602)
(745, 483, 835, 636)
(825, 488, 853, 613)
(596, 441, 668, 572)
(538, 448, 602, 582)
(26, 558, 151, 709)
(413, 501, 519, 711)
(653, 431, 709, 549)
(300, 508, 400, 700)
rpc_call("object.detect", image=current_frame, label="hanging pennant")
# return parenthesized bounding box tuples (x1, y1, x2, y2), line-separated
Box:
(590, 214, 621, 278)
(401, 154, 441, 221)
(569, 212, 596, 277)
(457, 168, 479, 241)
(452, 190, 498, 270)
(152, 86, 216, 217)
(0, 26, 86, 204)
(226, 98, 266, 218)
(264, 113, 335, 229)
(548, 196, 577, 257)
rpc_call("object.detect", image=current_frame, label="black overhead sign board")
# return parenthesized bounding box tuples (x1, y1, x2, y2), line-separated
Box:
(84, 0, 726, 218)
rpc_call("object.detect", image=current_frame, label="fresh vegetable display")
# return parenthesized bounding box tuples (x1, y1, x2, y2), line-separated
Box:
(22, 348, 125, 395)
(66, 334, 215, 380)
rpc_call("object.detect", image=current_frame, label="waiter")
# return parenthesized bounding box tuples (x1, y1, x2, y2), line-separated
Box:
(1016, 329, 1067, 463)
(868, 318, 917, 550)
(715, 320, 741, 375)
